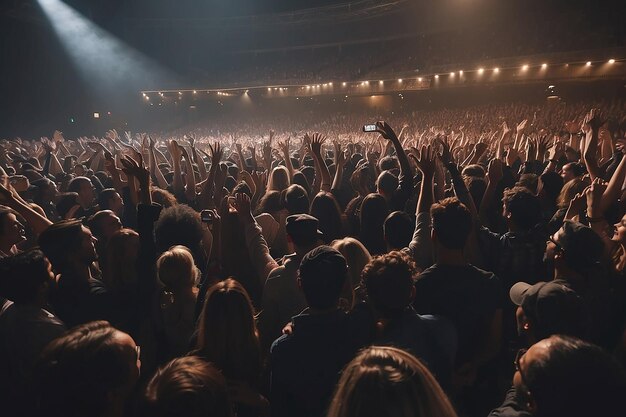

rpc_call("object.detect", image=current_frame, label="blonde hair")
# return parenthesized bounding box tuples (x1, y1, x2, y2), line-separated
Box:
(331, 237, 372, 289)
(327, 346, 458, 417)
(267, 165, 290, 193)
(156, 245, 198, 293)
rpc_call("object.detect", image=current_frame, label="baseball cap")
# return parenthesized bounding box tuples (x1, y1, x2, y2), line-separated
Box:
(510, 279, 586, 339)
(299, 246, 347, 278)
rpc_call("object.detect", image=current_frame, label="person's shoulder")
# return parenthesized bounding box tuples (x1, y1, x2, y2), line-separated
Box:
(467, 264, 498, 280)
(415, 264, 439, 281)
(270, 332, 293, 356)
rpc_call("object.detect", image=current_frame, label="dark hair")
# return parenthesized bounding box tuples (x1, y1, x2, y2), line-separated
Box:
(31, 321, 137, 417)
(462, 164, 485, 178)
(539, 171, 564, 202)
(67, 176, 91, 194)
(55, 192, 80, 219)
(232, 181, 252, 198)
(516, 173, 538, 194)
(38, 220, 85, 272)
(0, 249, 51, 304)
(359, 193, 389, 255)
(430, 197, 471, 250)
(282, 184, 310, 215)
(362, 251, 417, 317)
(256, 190, 282, 216)
(466, 177, 486, 208)
(292, 171, 311, 197)
(563, 162, 586, 178)
(502, 186, 541, 230)
(384, 211, 415, 250)
(143, 356, 232, 417)
(377, 171, 399, 195)
(197, 279, 260, 385)
(155, 204, 205, 264)
(310, 192, 344, 243)
(97, 188, 118, 211)
(524, 335, 626, 417)
(379, 156, 398, 172)
(298, 246, 348, 310)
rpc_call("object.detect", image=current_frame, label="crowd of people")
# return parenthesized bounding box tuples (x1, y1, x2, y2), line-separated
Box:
(1, 98, 626, 417)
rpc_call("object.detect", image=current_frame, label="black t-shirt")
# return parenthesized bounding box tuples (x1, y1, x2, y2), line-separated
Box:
(413, 263, 504, 365)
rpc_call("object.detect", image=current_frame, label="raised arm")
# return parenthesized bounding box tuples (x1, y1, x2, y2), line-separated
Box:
(309, 133, 332, 193)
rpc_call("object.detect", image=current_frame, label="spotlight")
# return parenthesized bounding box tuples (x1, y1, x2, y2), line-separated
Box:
(478, 68, 485, 74)
(379, 80, 383, 85)
(342, 82, 346, 86)
(541, 63, 548, 68)
(522, 64, 529, 70)
(609, 59, 615, 64)
(178, 91, 182, 95)
(450, 72, 455, 77)
(398, 78, 403, 82)
(329, 82, 333, 86)
(434, 75, 439, 79)
(364, 81, 369, 85)
(494, 68, 499, 73)
(418, 77, 422, 82)
(268, 88, 271, 91)
(459, 70, 463, 75)
(193, 90, 197, 94)
(93, 112, 100, 118)
(144, 96, 149, 100)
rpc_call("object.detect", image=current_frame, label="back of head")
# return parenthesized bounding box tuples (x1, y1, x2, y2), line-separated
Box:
(67, 176, 90, 194)
(0, 249, 51, 304)
(526, 335, 626, 417)
(55, 192, 80, 219)
(539, 171, 563, 202)
(282, 184, 310, 215)
(155, 204, 204, 262)
(383, 211, 415, 250)
(378, 156, 399, 172)
(362, 251, 417, 317)
(517, 173, 538, 194)
(197, 278, 259, 383)
(359, 193, 389, 254)
(376, 170, 399, 196)
(31, 321, 138, 417)
(256, 190, 282, 215)
(327, 346, 457, 417)
(97, 188, 118, 211)
(331, 237, 371, 289)
(157, 245, 197, 293)
(268, 166, 290, 192)
(310, 191, 343, 243)
(430, 197, 471, 250)
(38, 220, 84, 273)
(298, 246, 348, 310)
(502, 186, 541, 230)
(143, 356, 232, 417)
(557, 177, 587, 209)
(462, 164, 486, 178)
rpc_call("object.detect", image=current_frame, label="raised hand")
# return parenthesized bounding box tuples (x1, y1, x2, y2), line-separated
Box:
(487, 158, 503, 183)
(585, 177, 607, 218)
(374, 121, 399, 141)
(310, 133, 326, 156)
(208, 142, 223, 167)
(333, 140, 346, 167)
(408, 145, 436, 178)
(234, 192, 253, 221)
(516, 119, 528, 134)
(435, 135, 454, 165)
(120, 154, 150, 187)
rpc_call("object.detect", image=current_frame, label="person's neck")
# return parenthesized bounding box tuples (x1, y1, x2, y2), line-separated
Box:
(435, 248, 466, 266)
(295, 243, 319, 257)
(68, 260, 93, 281)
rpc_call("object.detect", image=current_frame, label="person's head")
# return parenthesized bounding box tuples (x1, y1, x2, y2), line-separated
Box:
(38, 220, 98, 273)
(67, 176, 96, 208)
(298, 245, 348, 311)
(197, 278, 260, 383)
(359, 193, 389, 255)
(556, 177, 587, 209)
(378, 156, 399, 172)
(331, 237, 372, 290)
(31, 321, 141, 417)
(267, 165, 290, 192)
(104, 228, 140, 291)
(155, 204, 205, 265)
(383, 211, 415, 250)
(376, 170, 399, 198)
(143, 356, 232, 417)
(292, 171, 311, 196)
(151, 186, 178, 208)
(327, 346, 458, 417)
(537, 171, 563, 206)
(0, 249, 54, 305)
(560, 162, 585, 183)
(510, 280, 586, 344)
(31, 177, 58, 204)
(513, 335, 626, 417)
(502, 187, 541, 231)
(97, 188, 124, 217)
(466, 177, 487, 208)
(256, 190, 282, 216)
(545, 221, 604, 277)
(285, 214, 324, 252)
(310, 191, 344, 243)
(516, 173, 539, 194)
(0, 207, 26, 248)
(462, 164, 486, 178)
(232, 181, 252, 199)
(87, 210, 122, 243)
(430, 197, 471, 251)
(157, 245, 198, 294)
(361, 251, 417, 318)
(612, 213, 626, 245)
(282, 184, 310, 215)
(55, 192, 81, 219)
